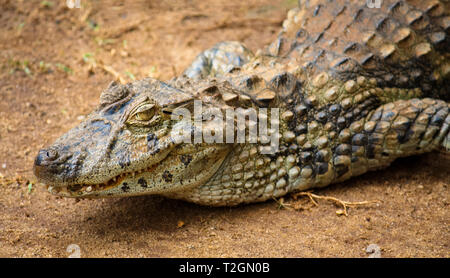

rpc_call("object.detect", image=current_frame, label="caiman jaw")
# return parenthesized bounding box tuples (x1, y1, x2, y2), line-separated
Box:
(46, 163, 159, 197)
(43, 142, 232, 198)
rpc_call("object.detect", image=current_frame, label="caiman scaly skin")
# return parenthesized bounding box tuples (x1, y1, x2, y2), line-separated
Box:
(34, 0, 449, 206)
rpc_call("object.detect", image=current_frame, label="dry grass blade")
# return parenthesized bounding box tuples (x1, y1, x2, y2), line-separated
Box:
(100, 64, 126, 84)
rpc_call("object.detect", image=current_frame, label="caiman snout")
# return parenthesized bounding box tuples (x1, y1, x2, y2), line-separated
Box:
(35, 148, 59, 165)
(34, 147, 74, 184)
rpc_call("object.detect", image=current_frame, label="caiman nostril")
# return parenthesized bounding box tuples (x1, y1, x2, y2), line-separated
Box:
(45, 149, 59, 161)
(35, 148, 59, 166)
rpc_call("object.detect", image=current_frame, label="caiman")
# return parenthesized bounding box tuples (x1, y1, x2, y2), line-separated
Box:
(34, 0, 449, 206)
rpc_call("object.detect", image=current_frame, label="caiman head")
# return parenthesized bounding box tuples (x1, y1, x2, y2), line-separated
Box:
(34, 78, 232, 198)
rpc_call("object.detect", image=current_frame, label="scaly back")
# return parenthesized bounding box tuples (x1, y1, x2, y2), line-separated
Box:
(267, 0, 449, 100)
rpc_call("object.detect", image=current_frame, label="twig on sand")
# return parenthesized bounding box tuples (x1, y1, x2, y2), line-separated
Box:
(86, 58, 126, 84)
(79, 6, 92, 23)
(292, 192, 380, 216)
(99, 64, 126, 84)
(274, 192, 380, 216)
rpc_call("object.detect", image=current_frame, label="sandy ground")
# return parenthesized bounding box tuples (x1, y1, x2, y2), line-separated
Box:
(0, 0, 448, 258)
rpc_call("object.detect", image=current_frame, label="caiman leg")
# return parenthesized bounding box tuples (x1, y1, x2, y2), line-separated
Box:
(330, 98, 449, 185)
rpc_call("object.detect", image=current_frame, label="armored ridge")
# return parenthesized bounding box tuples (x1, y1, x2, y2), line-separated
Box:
(34, 0, 449, 206)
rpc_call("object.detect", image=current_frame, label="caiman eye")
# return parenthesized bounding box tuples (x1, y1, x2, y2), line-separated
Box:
(132, 104, 156, 122)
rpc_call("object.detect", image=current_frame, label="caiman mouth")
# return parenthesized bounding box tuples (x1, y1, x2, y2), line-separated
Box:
(46, 164, 157, 197)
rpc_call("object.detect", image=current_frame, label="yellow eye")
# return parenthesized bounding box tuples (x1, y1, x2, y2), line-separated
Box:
(135, 110, 153, 121)
(132, 104, 155, 122)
